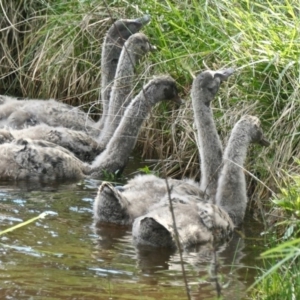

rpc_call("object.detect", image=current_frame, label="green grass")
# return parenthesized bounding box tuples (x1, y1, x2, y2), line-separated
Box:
(2, 0, 300, 196)
(133, 0, 300, 197)
(251, 168, 300, 299)
(251, 237, 300, 299)
(1, 1, 299, 199)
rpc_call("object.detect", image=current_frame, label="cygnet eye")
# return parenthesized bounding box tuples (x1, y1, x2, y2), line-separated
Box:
(207, 85, 215, 92)
(111, 58, 118, 65)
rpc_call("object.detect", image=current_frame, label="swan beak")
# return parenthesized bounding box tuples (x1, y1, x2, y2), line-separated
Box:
(214, 68, 235, 81)
(259, 136, 270, 147)
(135, 15, 151, 26)
(174, 96, 184, 105)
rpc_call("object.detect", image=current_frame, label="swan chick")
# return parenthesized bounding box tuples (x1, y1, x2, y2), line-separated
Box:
(216, 115, 270, 226)
(132, 193, 234, 249)
(192, 68, 234, 202)
(90, 75, 182, 178)
(0, 16, 151, 135)
(1, 30, 154, 162)
(99, 15, 151, 130)
(93, 174, 205, 225)
(130, 115, 268, 248)
(0, 76, 181, 181)
(99, 32, 156, 147)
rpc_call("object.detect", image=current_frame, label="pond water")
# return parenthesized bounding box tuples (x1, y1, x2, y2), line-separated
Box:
(0, 168, 266, 300)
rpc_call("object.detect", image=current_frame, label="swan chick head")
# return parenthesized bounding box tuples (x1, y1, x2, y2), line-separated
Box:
(213, 68, 235, 81)
(192, 68, 234, 105)
(93, 181, 131, 225)
(146, 76, 183, 105)
(124, 32, 156, 61)
(111, 15, 151, 41)
(238, 115, 270, 147)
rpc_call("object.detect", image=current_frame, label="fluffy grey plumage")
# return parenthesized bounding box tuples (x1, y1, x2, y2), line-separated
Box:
(0, 138, 89, 181)
(99, 32, 155, 147)
(93, 68, 234, 227)
(0, 95, 99, 135)
(0, 76, 181, 181)
(192, 68, 234, 202)
(0, 125, 101, 162)
(90, 76, 181, 178)
(94, 91, 270, 249)
(132, 195, 234, 249)
(93, 69, 232, 234)
(215, 115, 269, 226)
(93, 69, 270, 249)
(0, 31, 154, 162)
(98, 15, 151, 130)
(131, 116, 269, 248)
(93, 174, 205, 225)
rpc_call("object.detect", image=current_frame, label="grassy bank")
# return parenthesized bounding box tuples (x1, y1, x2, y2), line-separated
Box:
(1, 0, 299, 194)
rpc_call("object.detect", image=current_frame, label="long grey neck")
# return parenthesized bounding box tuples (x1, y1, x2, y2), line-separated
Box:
(191, 85, 223, 202)
(98, 33, 124, 130)
(98, 45, 139, 145)
(215, 124, 252, 226)
(90, 87, 155, 178)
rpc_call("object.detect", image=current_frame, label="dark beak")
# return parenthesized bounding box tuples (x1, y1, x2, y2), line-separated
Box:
(214, 68, 235, 81)
(134, 15, 151, 26)
(259, 136, 270, 147)
(174, 96, 184, 105)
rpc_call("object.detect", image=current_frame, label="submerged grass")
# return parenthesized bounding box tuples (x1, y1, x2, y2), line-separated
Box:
(0, 211, 52, 236)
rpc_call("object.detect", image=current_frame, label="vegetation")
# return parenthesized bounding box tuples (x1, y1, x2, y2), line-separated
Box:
(249, 168, 300, 299)
(1, 0, 300, 298)
(2, 0, 299, 191)
(252, 239, 300, 299)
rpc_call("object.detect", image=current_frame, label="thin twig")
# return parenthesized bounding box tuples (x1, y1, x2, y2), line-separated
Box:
(164, 177, 191, 300)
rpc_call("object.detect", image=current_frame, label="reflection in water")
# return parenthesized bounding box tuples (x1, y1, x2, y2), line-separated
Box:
(0, 180, 266, 300)
(135, 246, 175, 274)
(93, 223, 130, 250)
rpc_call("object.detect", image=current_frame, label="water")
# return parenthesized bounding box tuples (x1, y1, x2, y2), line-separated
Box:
(0, 175, 266, 300)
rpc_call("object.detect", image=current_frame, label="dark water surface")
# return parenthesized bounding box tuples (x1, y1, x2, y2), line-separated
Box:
(0, 175, 266, 300)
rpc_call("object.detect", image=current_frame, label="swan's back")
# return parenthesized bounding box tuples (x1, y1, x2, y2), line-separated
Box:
(0, 96, 99, 135)
(0, 138, 90, 181)
(93, 181, 167, 225)
(9, 124, 102, 162)
(133, 195, 234, 248)
(122, 174, 205, 199)
(93, 174, 206, 226)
